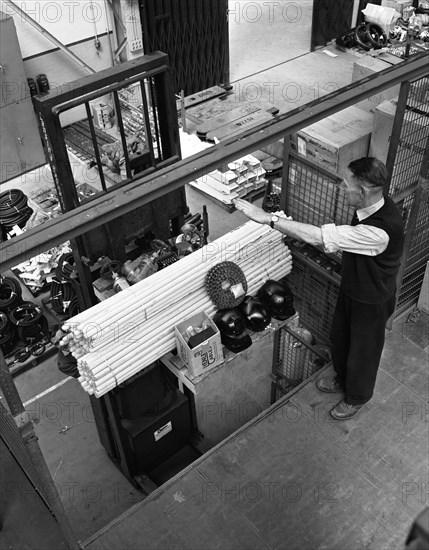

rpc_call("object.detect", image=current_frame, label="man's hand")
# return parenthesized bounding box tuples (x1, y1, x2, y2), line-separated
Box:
(234, 198, 323, 246)
(233, 199, 270, 225)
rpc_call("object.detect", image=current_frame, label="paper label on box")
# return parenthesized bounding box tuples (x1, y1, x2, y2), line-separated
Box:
(154, 421, 172, 441)
(194, 344, 219, 370)
(297, 137, 306, 157)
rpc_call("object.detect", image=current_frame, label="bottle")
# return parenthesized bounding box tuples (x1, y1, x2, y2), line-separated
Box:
(112, 272, 130, 292)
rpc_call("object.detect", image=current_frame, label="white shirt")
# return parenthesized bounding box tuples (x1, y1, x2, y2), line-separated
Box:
(321, 197, 389, 256)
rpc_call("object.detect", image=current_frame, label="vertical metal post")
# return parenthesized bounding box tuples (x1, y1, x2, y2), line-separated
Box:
(112, 91, 132, 180)
(84, 102, 107, 192)
(385, 81, 411, 196)
(280, 138, 292, 214)
(139, 80, 157, 167)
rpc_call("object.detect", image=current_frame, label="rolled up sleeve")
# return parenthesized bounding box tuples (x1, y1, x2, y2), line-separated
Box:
(321, 224, 389, 256)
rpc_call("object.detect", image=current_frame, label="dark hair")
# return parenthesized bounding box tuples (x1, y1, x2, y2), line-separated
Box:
(348, 157, 388, 188)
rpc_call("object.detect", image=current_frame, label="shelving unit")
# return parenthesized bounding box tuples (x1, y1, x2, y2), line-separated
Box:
(160, 314, 304, 452)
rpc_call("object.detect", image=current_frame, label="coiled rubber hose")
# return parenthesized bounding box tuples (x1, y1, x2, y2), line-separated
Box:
(0, 276, 23, 311)
(0, 189, 33, 231)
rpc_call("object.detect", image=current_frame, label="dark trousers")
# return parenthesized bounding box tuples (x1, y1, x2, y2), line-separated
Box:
(330, 290, 396, 405)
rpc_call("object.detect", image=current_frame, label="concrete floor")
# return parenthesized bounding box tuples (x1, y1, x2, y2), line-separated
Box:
(81, 329, 428, 550)
(2, 2, 429, 548)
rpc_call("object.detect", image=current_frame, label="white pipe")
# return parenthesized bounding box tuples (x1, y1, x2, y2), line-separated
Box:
(67, 245, 291, 352)
(71, 227, 273, 327)
(79, 249, 292, 347)
(65, 222, 270, 324)
(80, 262, 292, 388)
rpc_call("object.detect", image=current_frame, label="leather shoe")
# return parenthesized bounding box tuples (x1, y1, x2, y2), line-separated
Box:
(316, 377, 343, 393)
(330, 400, 364, 420)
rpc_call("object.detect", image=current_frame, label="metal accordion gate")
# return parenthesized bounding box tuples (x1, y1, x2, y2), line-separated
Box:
(138, 0, 230, 95)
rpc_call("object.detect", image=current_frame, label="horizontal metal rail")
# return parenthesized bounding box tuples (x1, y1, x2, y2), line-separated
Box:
(1, 52, 428, 271)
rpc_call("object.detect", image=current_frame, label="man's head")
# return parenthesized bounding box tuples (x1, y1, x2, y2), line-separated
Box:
(341, 157, 388, 208)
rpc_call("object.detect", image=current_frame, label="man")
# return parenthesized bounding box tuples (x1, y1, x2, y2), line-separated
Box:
(54, 329, 79, 379)
(234, 157, 404, 420)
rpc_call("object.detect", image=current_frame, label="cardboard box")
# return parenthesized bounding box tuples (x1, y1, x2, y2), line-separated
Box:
(203, 173, 239, 195)
(369, 98, 429, 162)
(381, 0, 412, 15)
(294, 106, 374, 176)
(361, 3, 401, 32)
(352, 56, 401, 114)
(175, 311, 224, 377)
(369, 98, 429, 192)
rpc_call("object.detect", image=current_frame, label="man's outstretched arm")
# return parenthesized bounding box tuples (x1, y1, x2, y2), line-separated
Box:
(234, 198, 323, 247)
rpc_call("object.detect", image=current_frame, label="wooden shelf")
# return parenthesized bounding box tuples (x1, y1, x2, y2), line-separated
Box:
(160, 313, 298, 394)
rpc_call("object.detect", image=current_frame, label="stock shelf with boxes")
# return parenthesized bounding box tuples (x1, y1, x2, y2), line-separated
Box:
(379, 76, 429, 318)
(278, 76, 429, 339)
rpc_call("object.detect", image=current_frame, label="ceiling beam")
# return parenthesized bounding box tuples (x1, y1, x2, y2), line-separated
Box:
(1, 52, 428, 271)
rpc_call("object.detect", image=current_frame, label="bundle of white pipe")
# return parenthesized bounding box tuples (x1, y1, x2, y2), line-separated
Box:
(62, 221, 293, 397)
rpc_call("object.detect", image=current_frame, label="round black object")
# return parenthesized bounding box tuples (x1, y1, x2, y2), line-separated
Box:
(258, 279, 295, 320)
(220, 332, 252, 353)
(365, 23, 388, 49)
(0, 311, 9, 333)
(240, 296, 271, 332)
(213, 308, 247, 337)
(205, 261, 248, 309)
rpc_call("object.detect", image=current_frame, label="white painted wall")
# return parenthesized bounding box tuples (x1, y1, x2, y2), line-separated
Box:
(1, 1, 116, 125)
(2, 0, 110, 57)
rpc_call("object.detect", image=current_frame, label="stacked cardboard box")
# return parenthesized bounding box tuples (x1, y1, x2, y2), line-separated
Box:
(191, 154, 267, 204)
(351, 55, 402, 115)
(381, 0, 412, 15)
(369, 97, 429, 193)
(293, 106, 374, 176)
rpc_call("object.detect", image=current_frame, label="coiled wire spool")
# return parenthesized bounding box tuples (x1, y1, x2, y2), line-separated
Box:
(0, 189, 33, 231)
(67, 295, 81, 318)
(0, 277, 22, 311)
(56, 252, 77, 281)
(205, 261, 248, 309)
(0, 311, 8, 334)
(0, 306, 17, 354)
(16, 317, 49, 344)
(9, 301, 43, 326)
(52, 252, 80, 318)
(9, 301, 48, 344)
(50, 279, 75, 315)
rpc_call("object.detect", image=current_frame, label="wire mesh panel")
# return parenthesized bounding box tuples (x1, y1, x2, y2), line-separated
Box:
(388, 78, 429, 197)
(271, 324, 331, 402)
(396, 185, 429, 317)
(285, 154, 355, 226)
(284, 242, 341, 344)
